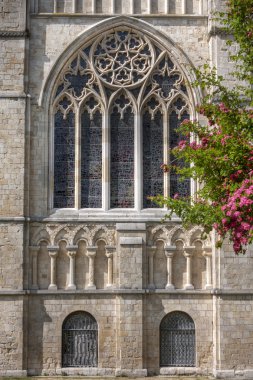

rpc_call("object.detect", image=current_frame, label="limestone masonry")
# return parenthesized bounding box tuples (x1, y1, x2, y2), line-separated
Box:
(0, 0, 253, 378)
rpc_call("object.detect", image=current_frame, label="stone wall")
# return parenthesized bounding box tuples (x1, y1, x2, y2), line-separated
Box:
(0, 296, 25, 376)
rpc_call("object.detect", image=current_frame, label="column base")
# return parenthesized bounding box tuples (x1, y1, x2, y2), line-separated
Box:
(184, 284, 194, 290)
(31, 285, 39, 290)
(115, 369, 147, 377)
(166, 284, 175, 290)
(48, 284, 57, 290)
(67, 284, 76, 290)
(106, 284, 114, 289)
(148, 284, 155, 290)
(87, 285, 96, 290)
(205, 284, 213, 290)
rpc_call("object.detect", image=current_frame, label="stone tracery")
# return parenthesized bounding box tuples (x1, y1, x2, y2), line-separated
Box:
(52, 28, 192, 209)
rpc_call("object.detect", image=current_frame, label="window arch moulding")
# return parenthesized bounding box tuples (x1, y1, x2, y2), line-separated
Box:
(45, 17, 201, 213)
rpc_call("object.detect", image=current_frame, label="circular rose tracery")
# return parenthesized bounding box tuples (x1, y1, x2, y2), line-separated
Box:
(92, 30, 154, 87)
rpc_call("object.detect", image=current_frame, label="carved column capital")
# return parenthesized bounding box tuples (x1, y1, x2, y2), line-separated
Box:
(202, 247, 212, 258)
(67, 245, 78, 258)
(183, 246, 195, 258)
(86, 246, 97, 258)
(165, 245, 176, 258)
(48, 246, 59, 259)
(105, 245, 115, 258)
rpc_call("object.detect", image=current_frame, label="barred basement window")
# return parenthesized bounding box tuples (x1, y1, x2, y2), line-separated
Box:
(160, 311, 195, 367)
(62, 311, 98, 367)
(52, 28, 193, 210)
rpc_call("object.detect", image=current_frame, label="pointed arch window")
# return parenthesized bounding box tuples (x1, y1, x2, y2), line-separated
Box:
(52, 29, 193, 211)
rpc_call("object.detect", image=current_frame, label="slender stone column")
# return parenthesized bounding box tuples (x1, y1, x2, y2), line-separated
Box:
(86, 246, 97, 289)
(111, 0, 115, 14)
(48, 246, 58, 290)
(165, 0, 170, 13)
(91, 0, 96, 13)
(67, 246, 78, 290)
(148, 246, 156, 289)
(203, 247, 212, 289)
(53, 0, 57, 13)
(130, 0, 134, 14)
(182, 0, 186, 14)
(147, 0, 151, 14)
(105, 246, 115, 287)
(199, 0, 203, 15)
(165, 245, 176, 290)
(30, 246, 39, 289)
(72, 0, 77, 13)
(183, 246, 195, 289)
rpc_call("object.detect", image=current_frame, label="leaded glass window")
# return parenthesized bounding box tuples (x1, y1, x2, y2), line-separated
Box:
(81, 97, 102, 208)
(143, 98, 164, 208)
(52, 28, 193, 210)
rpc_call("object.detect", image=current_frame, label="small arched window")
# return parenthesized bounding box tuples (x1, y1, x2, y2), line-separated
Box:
(160, 311, 195, 367)
(62, 311, 98, 367)
(52, 28, 193, 210)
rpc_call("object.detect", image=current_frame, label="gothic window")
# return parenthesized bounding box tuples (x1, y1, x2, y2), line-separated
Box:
(52, 29, 193, 210)
(62, 311, 98, 367)
(160, 311, 195, 367)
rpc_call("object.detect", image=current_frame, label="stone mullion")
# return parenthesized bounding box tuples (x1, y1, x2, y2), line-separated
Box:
(184, 246, 194, 289)
(48, 246, 59, 290)
(30, 246, 39, 289)
(103, 109, 110, 210)
(165, 245, 176, 290)
(105, 246, 115, 287)
(67, 245, 78, 290)
(135, 113, 142, 210)
(75, 107, 80, 208)
(163, 107, 169, 200)
(86, 246, 97, 289)
(148, 246, 156, 289)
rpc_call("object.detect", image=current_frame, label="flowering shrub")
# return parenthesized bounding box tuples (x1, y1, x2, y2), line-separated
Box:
(152, 0, 253, 254)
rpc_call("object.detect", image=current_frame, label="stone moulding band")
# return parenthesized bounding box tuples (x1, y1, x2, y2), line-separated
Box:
(0, 30, 29, 38)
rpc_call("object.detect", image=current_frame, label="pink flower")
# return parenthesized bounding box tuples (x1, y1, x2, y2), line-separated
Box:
(173, 193, 179, 199)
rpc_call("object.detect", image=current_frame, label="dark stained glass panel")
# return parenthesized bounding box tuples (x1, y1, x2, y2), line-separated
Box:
(54, 110, 75, 208)
(81, 110, 102, 208)
(110, 107, 134, 208)
(169, 110, 190, 198)
(143, 110, 164, 208)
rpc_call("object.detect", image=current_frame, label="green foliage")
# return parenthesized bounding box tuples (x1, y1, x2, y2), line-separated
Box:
(152, 0, 253, 254)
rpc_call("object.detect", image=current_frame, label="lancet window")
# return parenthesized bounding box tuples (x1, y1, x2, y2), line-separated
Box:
(52, 28, 193, 210)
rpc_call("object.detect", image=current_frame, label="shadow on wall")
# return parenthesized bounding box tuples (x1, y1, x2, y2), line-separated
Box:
(28, 298, 52, 375)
